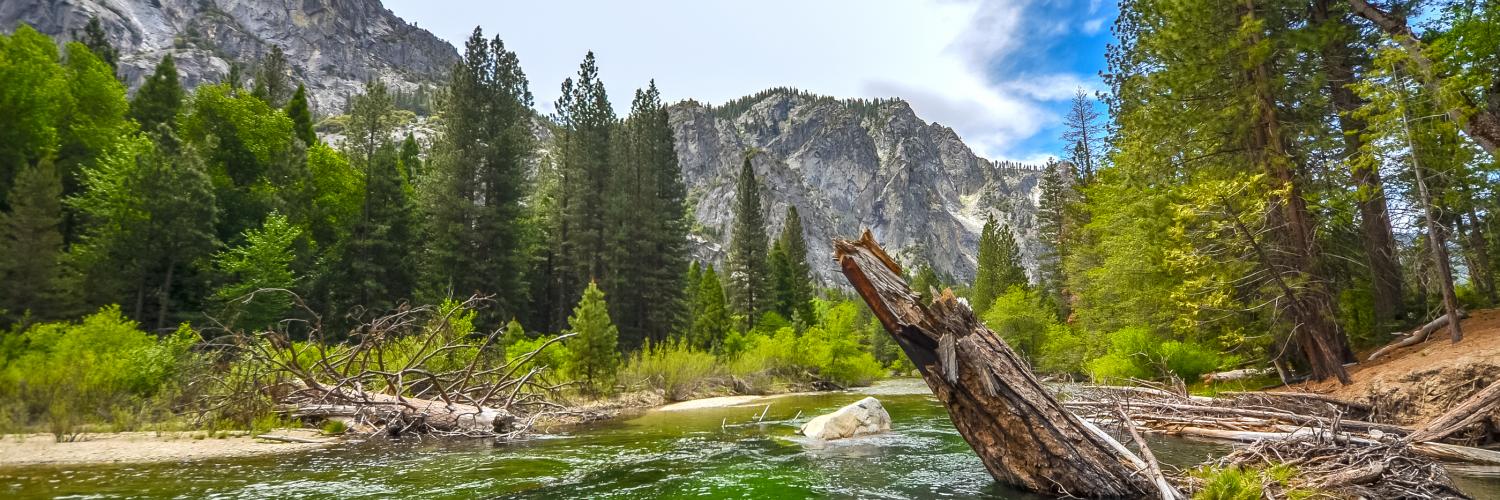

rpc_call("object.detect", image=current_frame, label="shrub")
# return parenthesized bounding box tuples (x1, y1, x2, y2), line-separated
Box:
(621, 339, 719, 401)
(982, 286, 1094, 374)
(321, 419, 348, 435)
(0, 306, 199, 433)
(1087, 326, 1222, 383)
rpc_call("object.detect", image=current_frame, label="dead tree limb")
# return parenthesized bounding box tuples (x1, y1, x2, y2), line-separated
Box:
(835, 231, 1162, 498)
(1368, 310, 1468, 361)
(1407, 378, 1500, 443)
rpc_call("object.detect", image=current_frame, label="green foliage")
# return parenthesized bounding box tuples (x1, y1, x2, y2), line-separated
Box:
(419, 28, 535, 324)
(1087, 327, 1223, 383)
(0, 26, 70, 207)
(213, 212, 301, 331)
(770, 206, 816, 326)
(72, 131, 218, 329)
(0, 158, 74, 326)
(622, 338, 718, 401)
(130, 55, 183, 132)
(180, 82, 301, 243)
(971, 215, 1026, 316)
(284, 84, 315, 146)
(78, 17, 118, 74)
(688, 264, 732, 351)
(726, 154, 773, 323)
(1191, 463, 1312, 500)
(981, 286, 1088, 374)
(0, 306, 199, 433)
(320, 419, 348, 435)
(726, 301, 886, 389)
(566, 281, 620, 394)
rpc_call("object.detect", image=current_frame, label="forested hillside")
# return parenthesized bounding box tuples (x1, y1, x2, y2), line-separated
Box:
(986, 0, 1500, 387)
(0, 24, 901, 433)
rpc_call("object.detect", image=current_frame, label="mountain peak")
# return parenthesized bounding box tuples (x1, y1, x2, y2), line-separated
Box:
(0, 0, 459, 112)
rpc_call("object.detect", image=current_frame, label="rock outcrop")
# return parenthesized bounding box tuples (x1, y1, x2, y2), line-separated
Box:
(669, 89, 1044, 286)
(798, 396, 892, 440)
(0, 0, 457, 113)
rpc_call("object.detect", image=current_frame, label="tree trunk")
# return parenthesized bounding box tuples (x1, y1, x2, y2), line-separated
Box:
(1402, 82, 1465, 343)
(1348, 0, 1500, 157)
(834, 231, 1158, 498)
(156, 257, 175, 331)
(1245, 0, 1352, 383)
(1314, 0, 1405, 329)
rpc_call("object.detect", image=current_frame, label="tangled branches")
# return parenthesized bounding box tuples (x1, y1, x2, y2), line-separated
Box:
(1199, 437, 1471, 499)
(196, 291, 573, 439)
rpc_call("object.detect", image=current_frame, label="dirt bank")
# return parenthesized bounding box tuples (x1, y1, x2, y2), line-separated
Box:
(0, 430, 335, 467)
(1291, 308, 1500, 426)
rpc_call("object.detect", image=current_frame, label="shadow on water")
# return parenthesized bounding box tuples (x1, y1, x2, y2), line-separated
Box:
(1, 378, 1496, 499)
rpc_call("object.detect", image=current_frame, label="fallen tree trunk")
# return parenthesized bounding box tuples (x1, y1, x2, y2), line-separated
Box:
(1368, 310, 1468, 361)
(286, 387, 517, 436)
(1200, 367, 1275, 383)
(835, 231, 1162, 498)
(1407, 378, 1500, 443)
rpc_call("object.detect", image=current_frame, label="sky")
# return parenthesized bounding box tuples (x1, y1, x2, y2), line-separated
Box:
(381, 0, 1116, 162)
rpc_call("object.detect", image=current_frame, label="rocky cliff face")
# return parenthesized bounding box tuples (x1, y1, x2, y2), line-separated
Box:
(669, 90, 1044, 286)
(0, 0, 457, 112)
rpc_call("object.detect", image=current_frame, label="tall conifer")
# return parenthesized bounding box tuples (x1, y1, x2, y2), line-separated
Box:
(725, 154, 772, 325)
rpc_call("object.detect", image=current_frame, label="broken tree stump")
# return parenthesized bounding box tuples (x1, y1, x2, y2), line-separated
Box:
(835, 231, 1158, 498)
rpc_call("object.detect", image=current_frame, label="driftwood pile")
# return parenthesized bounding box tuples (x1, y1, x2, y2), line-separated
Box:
(206, 293, 574, 439)
(835, 231, 1500, 498)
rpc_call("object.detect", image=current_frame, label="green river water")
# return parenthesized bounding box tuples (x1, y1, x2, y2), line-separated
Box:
(3, 379, 1498, 499)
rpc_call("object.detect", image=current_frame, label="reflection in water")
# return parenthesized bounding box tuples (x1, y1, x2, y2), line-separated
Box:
(0, 379, 1495, 499)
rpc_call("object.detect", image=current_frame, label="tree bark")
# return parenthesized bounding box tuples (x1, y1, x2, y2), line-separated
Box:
(1348, 0, 1500, 157)
(1314, 0, 1405, 329)
(835, 231, 1158, 498)
(1244, 0, 1353, 382)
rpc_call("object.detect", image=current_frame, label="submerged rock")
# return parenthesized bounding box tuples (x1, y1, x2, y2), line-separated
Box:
(798, 397, 891, 440)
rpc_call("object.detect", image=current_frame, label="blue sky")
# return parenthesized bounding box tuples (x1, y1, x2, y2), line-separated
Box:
(382, 1, 1116, 162)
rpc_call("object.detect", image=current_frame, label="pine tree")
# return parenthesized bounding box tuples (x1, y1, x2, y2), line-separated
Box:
(77, 17, 117, 75)
(683, 261, 702, 332)
(971, 215, 1025, 315)
(602, 81, 691, 347)
(251, 46, 292, 107)
(725, 154, 772, 325)
(213, 212, 300, 331)
(689, 264, 730, 351)
(130, 55, 183, 132)
(398, 133, 421, 182)
(285, 84, 316, 146)
(1062, 88, 1102, 184)
(548, 52, 616, 330)
(566, 280, 620, 395)
(419, 28, 535, 324)
(0, 158, 74, 326)
(1036, 158, 1072, 318)
(326, 142, 416, 319)
(911, 263, 941, 304)
(776, 206, 816, 325)
(73, 130, 218, 330)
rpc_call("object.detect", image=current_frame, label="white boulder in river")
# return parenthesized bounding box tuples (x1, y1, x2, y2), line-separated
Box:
(798, 397, 892, 440)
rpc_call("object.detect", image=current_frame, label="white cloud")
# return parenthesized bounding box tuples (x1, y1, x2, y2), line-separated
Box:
(1082, 18, 1106, 35)
(382, 0, 1093, 159)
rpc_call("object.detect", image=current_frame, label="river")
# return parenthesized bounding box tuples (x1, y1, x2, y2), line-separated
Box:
(3, 378, 1497, 498)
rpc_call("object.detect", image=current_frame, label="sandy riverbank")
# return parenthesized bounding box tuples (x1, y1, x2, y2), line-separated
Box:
(0, 429, 336, 467)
